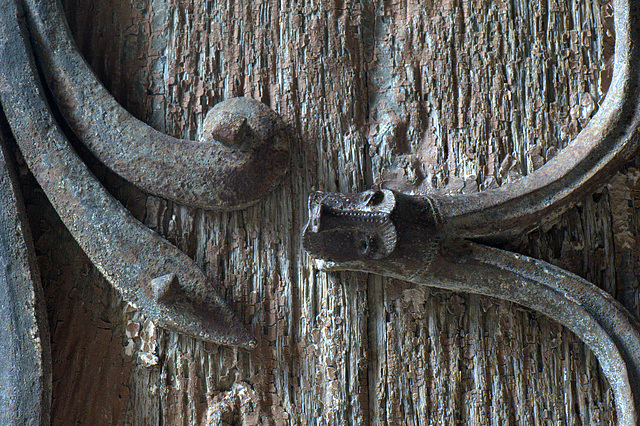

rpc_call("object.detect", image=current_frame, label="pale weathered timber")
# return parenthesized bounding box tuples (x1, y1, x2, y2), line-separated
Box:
(26, 0, 633, 424)
(302, 188, 640, 424)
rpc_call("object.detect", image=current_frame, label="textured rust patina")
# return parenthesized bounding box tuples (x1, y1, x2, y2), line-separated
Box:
(303, 0, 640, 424)
(0, 4, 294, 421)
(0, 6, 299, 421)
(304, 189, 640, 424)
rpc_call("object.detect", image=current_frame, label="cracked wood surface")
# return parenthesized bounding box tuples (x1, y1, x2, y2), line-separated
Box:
(27, 0, 638, 424)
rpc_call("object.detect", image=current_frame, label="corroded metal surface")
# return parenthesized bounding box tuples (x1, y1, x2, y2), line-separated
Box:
(0, 0, 256, 349)
(21, 0, 290, 210)
(303, 0, 640, 423)
(0, 110, 51, 425)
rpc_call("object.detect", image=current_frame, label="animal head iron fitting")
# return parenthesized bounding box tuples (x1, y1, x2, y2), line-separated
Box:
(303, 189, 397, 261)
(302, 189, 442, 276)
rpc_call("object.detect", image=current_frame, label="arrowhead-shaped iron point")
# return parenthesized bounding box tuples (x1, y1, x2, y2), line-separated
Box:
(150, 272, 257, 349)
(151, 273, 182, 302)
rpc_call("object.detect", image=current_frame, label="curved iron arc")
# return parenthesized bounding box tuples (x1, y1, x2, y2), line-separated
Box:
(426, 0, 639, 240)
(314, 238, 640, 425)
(0, 0, 257, 349)
(21, 0, 290, 210)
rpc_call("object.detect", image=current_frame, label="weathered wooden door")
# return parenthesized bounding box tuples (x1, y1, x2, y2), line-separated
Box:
(27, 0, 634, 423)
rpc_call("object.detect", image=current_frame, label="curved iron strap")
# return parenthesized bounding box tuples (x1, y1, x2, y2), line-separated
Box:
(0, 111, 51, 425)
(302, 0, 640, 424)
(20, 0, 290, 210)
(0, 0, 257, 349)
